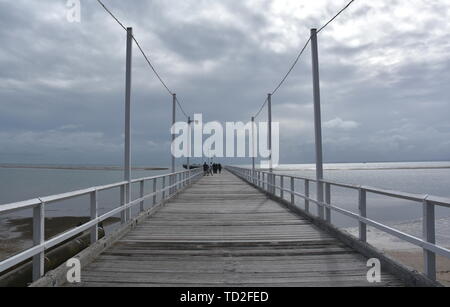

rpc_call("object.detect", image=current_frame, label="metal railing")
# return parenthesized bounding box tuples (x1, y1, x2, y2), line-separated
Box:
(226, 166, 450, 282)
(0, 168, 203, 282)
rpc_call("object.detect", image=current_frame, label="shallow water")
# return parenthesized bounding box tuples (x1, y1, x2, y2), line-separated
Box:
(1, 162, 450, 252)
(258, 162, 450, 240)
(0, 166, 174, 260)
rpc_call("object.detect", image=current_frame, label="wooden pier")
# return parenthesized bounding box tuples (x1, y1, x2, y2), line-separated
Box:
(67, 170, 403, 287)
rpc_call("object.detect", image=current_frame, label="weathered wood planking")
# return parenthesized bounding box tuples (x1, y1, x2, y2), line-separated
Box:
(67, 170, 403, 287)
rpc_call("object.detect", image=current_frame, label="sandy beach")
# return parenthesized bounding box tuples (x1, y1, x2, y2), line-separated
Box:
(386, 249, 450, 286)
(345, 217, 450, 286)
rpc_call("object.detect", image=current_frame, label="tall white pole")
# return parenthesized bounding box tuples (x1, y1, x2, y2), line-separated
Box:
(187, 116, 191, 184)
(171, 93, 176, 173)
(311, 28, 324, 219)
(171, 93, 176, 194)
(124, 27, 133, 222)
(268, 93, 273, 193)
(251, 116, 256, 184)
(187, 116, 191, 170)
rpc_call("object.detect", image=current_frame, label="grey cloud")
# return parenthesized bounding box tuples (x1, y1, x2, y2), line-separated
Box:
(0, 0, 449, 166)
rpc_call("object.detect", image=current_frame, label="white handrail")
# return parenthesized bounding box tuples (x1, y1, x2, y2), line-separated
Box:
(0, 168, 203, 281)
(226, 165, 450, 282)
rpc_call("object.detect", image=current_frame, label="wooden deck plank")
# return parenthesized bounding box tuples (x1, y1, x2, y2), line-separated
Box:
(68, 170, 403, 287)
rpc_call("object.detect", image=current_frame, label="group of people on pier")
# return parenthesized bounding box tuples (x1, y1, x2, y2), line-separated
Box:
(203, 162, 222, 176)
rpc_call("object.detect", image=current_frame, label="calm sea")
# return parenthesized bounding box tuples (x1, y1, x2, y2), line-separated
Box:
(0, 166, 173, 260)
(0, 167, 163, 200)
(265, 161, 450, 247)
(0, 167, 172, 218)
(1, 162, 449, 247)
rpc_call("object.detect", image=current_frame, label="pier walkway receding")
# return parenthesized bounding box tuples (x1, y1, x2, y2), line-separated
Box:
(67, 170, 402, 287)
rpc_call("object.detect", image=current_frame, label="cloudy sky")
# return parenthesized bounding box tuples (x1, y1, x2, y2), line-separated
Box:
(0, 0, 449, 166)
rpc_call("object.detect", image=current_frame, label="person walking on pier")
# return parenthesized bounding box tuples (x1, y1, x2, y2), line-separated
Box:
(218, 164, 222, 174)
(209, 163, 214, 176)
(203, 162, 209, 176)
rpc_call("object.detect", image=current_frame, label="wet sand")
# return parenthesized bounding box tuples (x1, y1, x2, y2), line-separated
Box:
(0, 216, 120, 262)
(386, 249, 450, 286)
(345, 219, 450, 286)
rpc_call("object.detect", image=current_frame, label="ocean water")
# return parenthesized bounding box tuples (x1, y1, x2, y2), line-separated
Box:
(265, 162, 450, 247)
(0, 167, 171, 217)
(1, 162, 449, 250)
(0, 166, 175, 260)
(1, 162, 449, 223)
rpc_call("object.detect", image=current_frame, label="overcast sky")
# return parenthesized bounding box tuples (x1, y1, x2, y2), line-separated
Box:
(0, 0, 449, 166)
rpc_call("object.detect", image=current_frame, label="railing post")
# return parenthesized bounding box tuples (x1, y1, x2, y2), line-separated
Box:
(175, 174, 178, 191)
(126, 183, 131, 221)
(120, 184, 126, 224)
(90, 190, 98, 244)
(175, 174, 178, 192)
(153, 178, 157, 206)
(32, 201, 45, 281)
(290, 177, 295, 206)
(267, 173, 270, 192)
(358, 188, 367, 242)
(175, 173, 178, 192)
(272, 174, 276, 195)
(325, 183, 331, 223)
(304, 180, 310, 213)
(162, 176, 166, 200)
(280, 175, 284, 200)
(139, 180, 145, 212)
(423, 198, 436, 281)
(269, 173, 272, 194)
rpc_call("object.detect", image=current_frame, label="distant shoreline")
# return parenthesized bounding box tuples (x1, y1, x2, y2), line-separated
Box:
(0, 165, 168, 171)
(274, 166, 450, 171)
